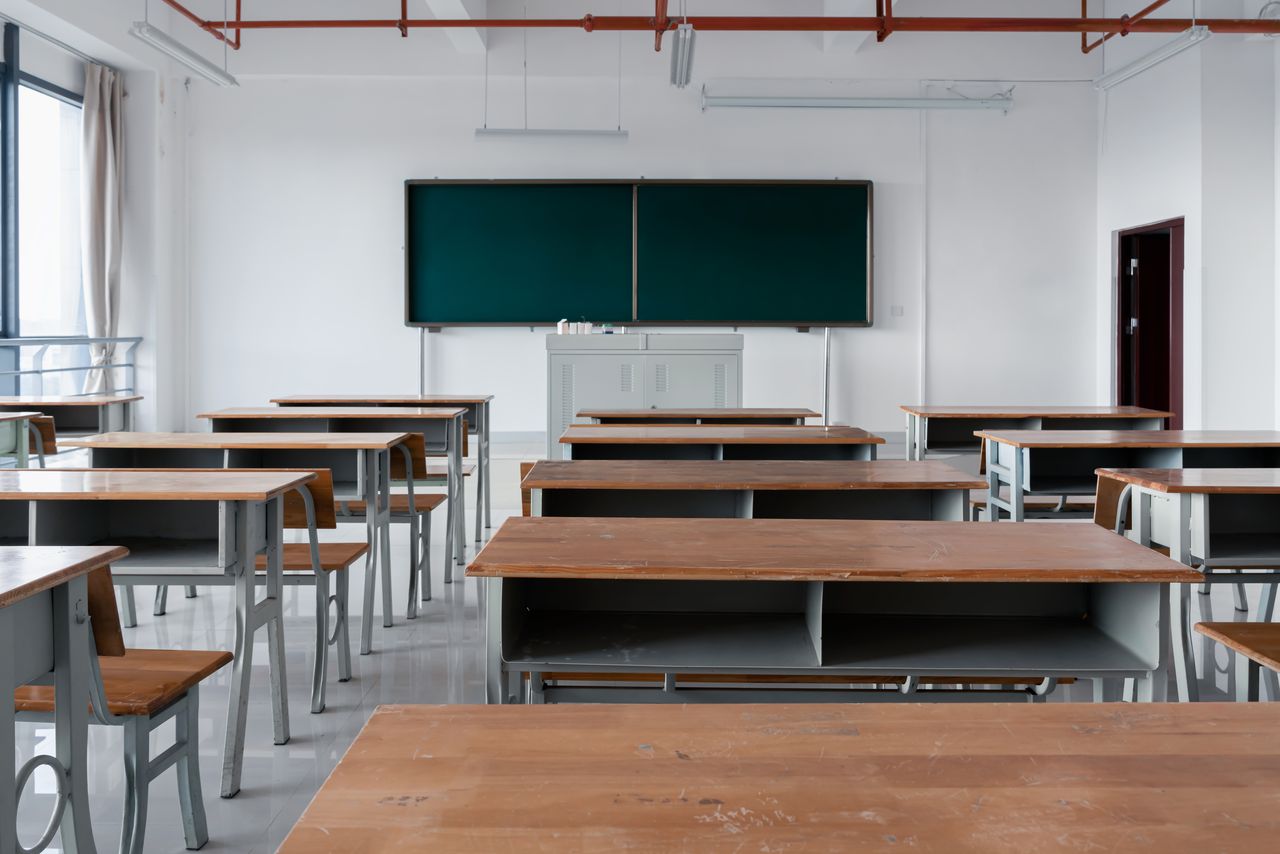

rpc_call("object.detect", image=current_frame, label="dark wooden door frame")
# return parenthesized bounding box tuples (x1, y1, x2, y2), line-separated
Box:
(1114, 217, 1184, 429)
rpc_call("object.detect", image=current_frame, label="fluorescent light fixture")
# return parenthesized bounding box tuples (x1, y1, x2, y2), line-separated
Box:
(1093, 26, 1210, 91)
(701, 91, 1012, 111)
(130, 21, 238, 87)
(475, 128, 629, 140)
(670, 23, 696, 89)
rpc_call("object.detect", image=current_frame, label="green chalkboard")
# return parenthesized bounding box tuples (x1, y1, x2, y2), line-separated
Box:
(636, 183, 871, 325)
(404, 180, 872, 327)
(405, 182, 634, 325)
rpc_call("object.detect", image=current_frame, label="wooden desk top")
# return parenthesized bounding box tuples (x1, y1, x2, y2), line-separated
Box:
(280, 702, 1280, 853)
(1097, 468, 1280, 494)
(0, 411, 40, 422)
(0, 469, 314, 501)
(468, 517, 1196, 583)
(560, 425, 885, 445)
(63, 431, 411, 450)
(524, 460, 985, 491)
(579, 407, 820, 420)
(199, 406, 464, 420)
(976, 429, 1280, 449)
(0, 545, 129, 608)
(901, 404, 1172, 419)
(271, 394, 493, 405)
(1196, 622, 1280, 672)
(0, 394, 142, 407)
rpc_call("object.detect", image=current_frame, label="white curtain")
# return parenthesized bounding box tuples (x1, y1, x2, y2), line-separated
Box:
(80, 64, 123, 393)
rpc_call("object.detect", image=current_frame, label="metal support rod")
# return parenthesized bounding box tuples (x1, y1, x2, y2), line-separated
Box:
(418, 327, 425, 396)
(822, 327, 832, 426)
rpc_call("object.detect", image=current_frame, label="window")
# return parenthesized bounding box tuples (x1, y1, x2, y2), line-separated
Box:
(18, 84, 83, 338)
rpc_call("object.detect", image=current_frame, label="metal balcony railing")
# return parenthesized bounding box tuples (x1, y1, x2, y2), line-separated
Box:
(0, 336, 142, 395)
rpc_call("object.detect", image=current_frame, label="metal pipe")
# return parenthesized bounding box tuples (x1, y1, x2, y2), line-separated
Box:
(161, 0, 240, 49)
(194, 15, 1280, 37)
(1082, 0, 1171, 54)
(822, 327, 832, 426)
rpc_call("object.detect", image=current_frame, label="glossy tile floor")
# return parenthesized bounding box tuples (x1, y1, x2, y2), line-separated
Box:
(13, 441, 1270, 852)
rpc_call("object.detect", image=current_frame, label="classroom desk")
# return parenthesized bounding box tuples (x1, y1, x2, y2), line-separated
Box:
(524, 460, 983, 521)
(0, 411, 39, 468)
(0, 469, 311, 799)
(1195, 622, 1280, 702)
(979, 430, 1280, 523)
(279, 702, 1280, 853)
(200, 407, 468, 565)
(0, 393, 140, 435)
(468, 517, 1195, 705)
(0, 545, 125, 854)
(559, 425, 884, 462)
(1096, 467, 1280, 703)
(901, 405, 1171, 460)
(62, 431, 413, 655)
(271, 394, 493, 542)
(580, 407, 820, 425)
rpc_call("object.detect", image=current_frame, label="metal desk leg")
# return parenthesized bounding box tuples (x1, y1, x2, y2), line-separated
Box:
(473, 406, 483, 543)
(53, 576, 97, 853)
(905, 412, 916, 461)
(222, 500, 289, 798)
(1167, 494, 1199, 703)
(485, 578, 505, 704)
(359, 450, 380, 655)
(985, 439, 1001, 522)
(378, 449, 393, 630)
(455, 415, 466, 566)
(1009, 449, 1025, 523)
(0, 605, 14, 854)
(1237, 656, 1260, 702)
(483, 401, 492, 530)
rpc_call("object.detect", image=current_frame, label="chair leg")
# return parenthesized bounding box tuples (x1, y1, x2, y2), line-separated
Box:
(184, 586, 198, 599)
(335, 569, 352, 683)
(406, 513, 420, 620)
(153, 585, 169, 616)
(120, 717, 151, 854)
(118, 585, 138, 628)
(312, 571, 330, 714)
(380, 519, 393, 629)
(175, 690, 210, 850)
(421, 511, 432, 603)
(360, 525, 378, 656)
(1234, 583, 1249, 612)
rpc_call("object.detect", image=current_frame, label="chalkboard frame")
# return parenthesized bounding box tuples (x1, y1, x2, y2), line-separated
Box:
(404, 178, 873, 329)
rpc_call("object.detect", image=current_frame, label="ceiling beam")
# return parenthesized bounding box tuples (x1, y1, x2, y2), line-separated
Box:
(424, 0, 487, 54)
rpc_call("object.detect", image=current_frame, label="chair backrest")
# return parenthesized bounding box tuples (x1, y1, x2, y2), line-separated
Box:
(463, 418, 469, 456)
(390, 433, 429, 481)
(87, 566, 126, 657)
(520, 461, 536, 517)
(28, 416, 56, 455)
(277, 469, 337, 530)
(1092, 474, 1127, 532)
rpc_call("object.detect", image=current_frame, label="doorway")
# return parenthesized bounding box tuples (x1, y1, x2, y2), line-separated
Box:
(1115, 218, 1184, 429)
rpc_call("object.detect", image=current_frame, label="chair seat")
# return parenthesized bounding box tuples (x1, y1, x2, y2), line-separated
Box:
(425, 462, 475, 478)
(338, 493, 447, 517)
(256, 542, 369, 573)
(15, 648, 233, 717)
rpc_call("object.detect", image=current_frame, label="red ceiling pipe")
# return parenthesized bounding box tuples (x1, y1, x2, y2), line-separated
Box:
(653, 0, 670, 52)
(160, 0, 240, 49)
(399, 0, 408, 38)
(877, 0, 894, 43)
(1082, 0, 1171, 54)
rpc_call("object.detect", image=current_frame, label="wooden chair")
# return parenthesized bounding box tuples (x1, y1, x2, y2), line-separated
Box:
(16, 567, 229, 854)
(26, 415, 57, 467)
(335, 434, 442, 616)
(256, 468, 361, 713)
(116, 470, 361, 714)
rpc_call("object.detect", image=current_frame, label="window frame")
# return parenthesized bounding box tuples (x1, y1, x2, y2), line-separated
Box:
(0, 21, 85, 337)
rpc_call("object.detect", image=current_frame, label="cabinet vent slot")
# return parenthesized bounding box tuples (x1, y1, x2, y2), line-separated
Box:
(655, 363, 669, 393)
(714, 363, 727, 406)
(561, 364, 575, 426)
(620, 363, 634, 393)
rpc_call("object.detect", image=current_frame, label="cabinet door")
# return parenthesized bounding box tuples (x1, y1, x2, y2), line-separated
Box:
(548, 354, 645, 457)
(644, 354, 742, 409)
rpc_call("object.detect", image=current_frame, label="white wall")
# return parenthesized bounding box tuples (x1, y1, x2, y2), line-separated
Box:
(176, 3, 1101, 434)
